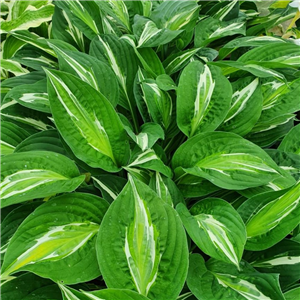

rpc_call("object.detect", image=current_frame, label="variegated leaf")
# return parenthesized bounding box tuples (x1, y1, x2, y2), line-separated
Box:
(177, 198, 246, 267)
(55, 0, 101, 39)
(133, 15, 182, 48)
(127, 149, 172, 178)
(150, 0, 200, 31)
(0, 151, 85, 208)
(59, 285, 151, 300)
(187, 254, 285, 300)
(218, 77, 263, 136)
(97, 176, 188, 300)
(46, 69, 129, 172)
(0, 59, 29, 79)
(195, 17, 246, 47)
(163, 48, 200, 75)
(49, 44, 119, 107)
(244, 239, 300, 289)
(172, 132, 283, 190)
(4, 79, 50, 113)
(0, 1, 54, 33)
(177, 61, 232, 137)
(1, 193, 109, 284)
(138, 73, 172, 130)
(238, 181, 300, 250)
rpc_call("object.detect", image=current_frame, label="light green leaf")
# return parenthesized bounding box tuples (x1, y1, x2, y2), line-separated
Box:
(172, 132, 282, 190)
(218, 77, 263, 136)
(238, 181, 300, 250)
(177, 61, 232, 137)
(187, 254, 285, 300)
(1, 193, 109, 284)
(46, 69, 130, 172)
(0, 151, 85, 208)
(284, 287, 300, 300)
(97, 176, 188, 300)
(177, 198, 246, 267)
(1, 59, 29, 79)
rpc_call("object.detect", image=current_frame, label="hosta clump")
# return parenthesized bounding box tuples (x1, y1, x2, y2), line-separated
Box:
(1, 1, 300, 300)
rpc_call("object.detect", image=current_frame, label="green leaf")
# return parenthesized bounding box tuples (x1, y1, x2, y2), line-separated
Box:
(1, 272, 62, 300)
(187, 254, 285, 300)
(156, 74, 177, 91)
(238, 181, 300, 250)
(1, 193, 109, 283)
(133, 15, 182, 48)
(4, 79, 50, 113)
(0, 151, 85, 208)
(0, 121, 30, 156)
(46, 69, 130, 172)
(195, 17, 246, 47)
(284, 287, 300, 300)
(244, 239, 300, 289)
(278, 124, 300, 155)
(97, 176, 188, 300)
(177, 61, 232, 137)
(49, 45, 119, 107)
(1, 59, 29, 79)
(150, 0, 200, 31)
(55, 0, 101, 39)
(59, 285, 151, 300)
(177, 198, 246, 266)
(172, 132, 282, 190)
(0, 2, 54, 33)
(218, 77, 263, 136)
(14, 129, 66, 155)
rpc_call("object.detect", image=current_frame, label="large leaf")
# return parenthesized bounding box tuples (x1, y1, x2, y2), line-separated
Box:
(172, 132, 282, 190)
(218, 77, 263, 136)
(1, 193, 109, 283)
(238, 181, 300, 250)
(49, 45, 119, 107)
(177, 61, 232, 137)
(187, 254, 285, 300)
(45, 69, 130, 172)
(97, 176, 188, 300)
(0, 1, 54, 33)
(0, 151, 85, 208)
(177, 198, 246, 267)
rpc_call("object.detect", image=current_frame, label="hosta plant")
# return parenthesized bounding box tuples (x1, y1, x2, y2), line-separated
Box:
(1, 1, 300, 300)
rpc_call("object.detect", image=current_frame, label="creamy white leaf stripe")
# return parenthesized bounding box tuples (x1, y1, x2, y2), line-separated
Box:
(0, 169, 69, 200)
(2, 222, 99, 277)
(196, 214, 239, 266)
(224, 78, 259, 123)
(124, 176, 161, 295)
(46, 70, 115, 163)
(92, 176, 117, 200)
(252, 256, 300, 267)
(19, 93, 48, 104)
(59, 285, 82, 300)
(215, 274, 272, 300)
(190, 65, 215, 136)
(128, 149, 158, 167)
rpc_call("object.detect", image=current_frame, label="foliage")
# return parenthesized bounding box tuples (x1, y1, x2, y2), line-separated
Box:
(1, 1, 300, 300)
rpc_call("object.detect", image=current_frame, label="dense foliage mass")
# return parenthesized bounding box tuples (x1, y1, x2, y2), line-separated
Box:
(1, 1, 300, 300)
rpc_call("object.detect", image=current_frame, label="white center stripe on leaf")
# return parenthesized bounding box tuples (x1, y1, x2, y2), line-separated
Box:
(197, 214, 239, 266)
(124, 177, 160, 296)
(59, 284, 82, 300)
(92, 177, 117, 200)
(128, 149, 158, 167)
(19, 93, 48, 103)
(209, 22, 245, 38)
(215, 274, 272, 300)
(252, 256, 300, 267)
(190, 65, 215, 136)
